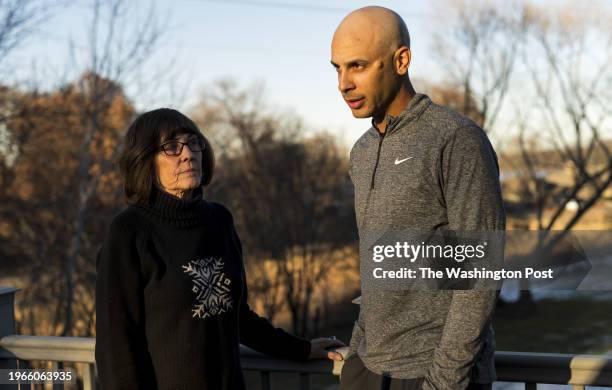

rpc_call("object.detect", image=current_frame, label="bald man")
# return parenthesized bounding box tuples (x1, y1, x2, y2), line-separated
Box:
(331, 7, 505, 390)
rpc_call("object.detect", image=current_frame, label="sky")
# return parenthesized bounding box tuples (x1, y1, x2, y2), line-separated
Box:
(5, 0, 610, 149)
(6, 0, 442, 148)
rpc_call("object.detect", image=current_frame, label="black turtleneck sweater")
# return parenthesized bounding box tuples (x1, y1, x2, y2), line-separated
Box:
(95, 188, 311, 390)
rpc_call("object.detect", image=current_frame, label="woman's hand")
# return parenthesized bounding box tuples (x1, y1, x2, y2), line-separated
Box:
(309, 337, 345, 361)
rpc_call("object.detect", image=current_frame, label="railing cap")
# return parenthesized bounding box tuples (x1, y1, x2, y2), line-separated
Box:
(0, 287, 19, 296)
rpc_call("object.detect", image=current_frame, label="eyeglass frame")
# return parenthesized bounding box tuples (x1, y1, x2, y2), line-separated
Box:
(159, 136, 206, 157)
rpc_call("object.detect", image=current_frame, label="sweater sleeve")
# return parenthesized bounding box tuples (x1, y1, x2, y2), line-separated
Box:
(226, 216, 312, 361)
(422, 126, 505, 390)
(95, 215, 156, 390)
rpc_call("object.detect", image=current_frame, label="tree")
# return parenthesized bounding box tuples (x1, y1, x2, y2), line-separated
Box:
(59, 0, 163, 336)
(430, 0, 527, 131)
(432, 0, 612, 304)
(1, 73, 134, 336)
(0, 0, 52, 70)
(520, 1, 611, 229)
(0, 0, 166, 337)
(0, 1, 58, 132)
(422, 81, 484, 126)
(500, 2, 612, 303)
(193, 80, 357, 336)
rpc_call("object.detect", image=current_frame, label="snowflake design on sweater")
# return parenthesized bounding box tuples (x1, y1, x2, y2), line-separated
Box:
(182, 257, 233, 319)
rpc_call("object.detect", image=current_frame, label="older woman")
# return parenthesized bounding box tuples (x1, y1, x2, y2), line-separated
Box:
(95, 108, 343, 390)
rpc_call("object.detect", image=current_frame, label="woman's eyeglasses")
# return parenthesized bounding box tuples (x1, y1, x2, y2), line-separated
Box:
(160, 138, 205, 156)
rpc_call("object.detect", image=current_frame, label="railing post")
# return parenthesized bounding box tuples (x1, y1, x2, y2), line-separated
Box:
(51, 361, 63, 390)
(299, 373, 310, 390)
(259, 371, 271, 390)
(0, 287, 19, 390)
(81, 362, 96, 390)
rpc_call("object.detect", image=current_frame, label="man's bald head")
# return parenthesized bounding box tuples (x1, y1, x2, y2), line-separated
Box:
(331, 6, 415, 127)
(333, 6, 410, 57)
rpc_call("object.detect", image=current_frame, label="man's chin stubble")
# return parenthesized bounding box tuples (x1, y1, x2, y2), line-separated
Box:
(351, 110, 372, 119)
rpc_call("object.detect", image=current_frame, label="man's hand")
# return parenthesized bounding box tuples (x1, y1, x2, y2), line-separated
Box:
(309, 337, 345, 361)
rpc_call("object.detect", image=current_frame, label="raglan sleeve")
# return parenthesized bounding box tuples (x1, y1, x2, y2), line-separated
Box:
(348, 299, 365, 357)
(421, 125, 506, 390)
(225, 210, 312, 361)
(95, 216, 156, 390)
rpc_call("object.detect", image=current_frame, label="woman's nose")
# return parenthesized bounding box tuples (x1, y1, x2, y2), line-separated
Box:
(180, 144, 195, 160)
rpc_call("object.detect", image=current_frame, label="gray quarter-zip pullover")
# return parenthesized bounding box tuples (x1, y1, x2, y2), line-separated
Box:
(348, 93, 505, 390)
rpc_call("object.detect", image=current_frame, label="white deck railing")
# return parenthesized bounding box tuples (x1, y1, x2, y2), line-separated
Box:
(1, 288, 612, 389)
(2, 335, 612, 389)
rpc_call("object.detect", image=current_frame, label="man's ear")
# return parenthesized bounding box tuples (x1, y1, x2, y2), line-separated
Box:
(394, 46, 411, 76)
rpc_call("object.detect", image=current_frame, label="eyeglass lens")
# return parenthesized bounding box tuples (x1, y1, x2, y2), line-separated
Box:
(162, 138, 204, 156)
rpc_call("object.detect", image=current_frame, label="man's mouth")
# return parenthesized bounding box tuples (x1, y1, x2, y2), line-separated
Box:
(345, 97, 365, 109)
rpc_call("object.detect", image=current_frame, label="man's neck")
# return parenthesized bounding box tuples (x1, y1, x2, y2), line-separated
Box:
(374, 83, 416, 134)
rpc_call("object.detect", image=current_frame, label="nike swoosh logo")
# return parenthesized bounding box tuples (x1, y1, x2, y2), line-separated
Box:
(394, 156, 413, 165)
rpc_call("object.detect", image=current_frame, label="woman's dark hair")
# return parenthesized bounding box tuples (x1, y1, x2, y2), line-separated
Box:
(119, 108, 215, 204)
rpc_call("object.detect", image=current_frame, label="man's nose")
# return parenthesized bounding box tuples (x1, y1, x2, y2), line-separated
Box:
(338, 70, 355, 94)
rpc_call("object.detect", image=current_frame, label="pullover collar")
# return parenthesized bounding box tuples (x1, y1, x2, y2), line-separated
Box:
(136, 187, 209, 229)
(370, 93, 432, 137)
